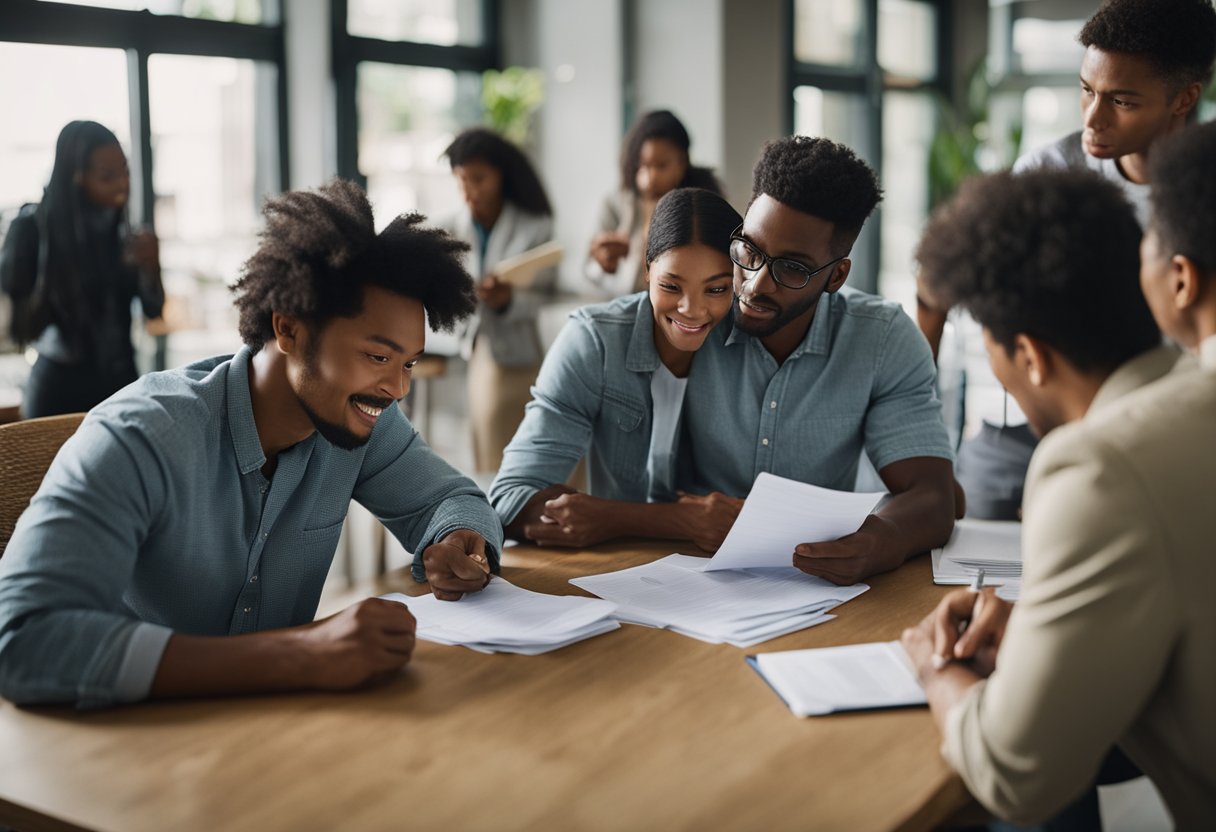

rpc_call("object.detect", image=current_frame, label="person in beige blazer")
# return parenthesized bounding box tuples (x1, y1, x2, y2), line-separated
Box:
(905, 157, 1216, 829)
(440, 129, 557, 473)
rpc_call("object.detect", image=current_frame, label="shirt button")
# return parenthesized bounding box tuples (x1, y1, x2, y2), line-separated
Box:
(261, 532, 268, 539)
(250, 575, 258, 583)
(761, 438, 770, 446)
(770, 401, 777, 409)
(243, 607, 252, 614)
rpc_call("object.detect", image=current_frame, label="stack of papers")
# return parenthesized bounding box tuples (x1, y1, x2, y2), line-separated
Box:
(571, 554, 868, 647)
(747, 641, 926, 717)
(381, 577, 618, 655)
(705, 473, 885, 571)
(931, 518, 1022, 587)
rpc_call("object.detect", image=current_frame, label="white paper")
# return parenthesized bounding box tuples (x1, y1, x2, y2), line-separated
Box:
(752, 641, 926, 717)
(704, 473, 884, 571)
(492, 240, 564, 288)
(931, 519, 1023, 585)
(381, 576, 617, 653)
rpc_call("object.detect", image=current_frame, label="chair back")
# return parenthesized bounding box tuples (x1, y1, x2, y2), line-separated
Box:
(0, 413, 86, 557)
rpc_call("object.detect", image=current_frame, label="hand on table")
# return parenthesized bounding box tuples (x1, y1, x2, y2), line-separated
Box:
(298, 597, 417, 690)
(422, 528, 492, 601)
(525, 491, 616, 548)
(590, 232, 629, 274)
(676, 490, 743, 551)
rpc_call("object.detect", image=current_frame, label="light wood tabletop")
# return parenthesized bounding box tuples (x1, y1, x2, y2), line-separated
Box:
(0, 540, 973, 832)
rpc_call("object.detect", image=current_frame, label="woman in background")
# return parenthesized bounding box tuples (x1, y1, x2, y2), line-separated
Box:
(491, 187, 743, 550)
(0, 120, 162, 418)
(441, 127, 557, 473)
(585, 110, 722, 298)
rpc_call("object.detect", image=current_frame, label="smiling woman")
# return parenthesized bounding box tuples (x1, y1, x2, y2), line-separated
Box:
(488, 187, 745, 553)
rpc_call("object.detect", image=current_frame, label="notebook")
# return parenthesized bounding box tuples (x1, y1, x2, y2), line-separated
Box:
(747, 641, 926, 716)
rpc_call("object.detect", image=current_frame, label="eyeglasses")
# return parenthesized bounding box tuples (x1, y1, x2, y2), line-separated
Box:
(728, 226, 849, 290)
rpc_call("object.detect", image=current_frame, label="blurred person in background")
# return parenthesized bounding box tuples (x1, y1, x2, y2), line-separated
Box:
(585, 110, 723, 298)
(440, 127, 557, 473)
(0, 120, 163, 418)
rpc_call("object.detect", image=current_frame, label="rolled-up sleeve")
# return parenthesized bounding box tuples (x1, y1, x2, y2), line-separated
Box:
(0, 418, 172, 709)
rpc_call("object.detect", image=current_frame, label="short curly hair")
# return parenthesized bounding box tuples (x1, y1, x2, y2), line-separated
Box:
(1080, 0, 1216, 88)
(751, 136, 882, 255)
(232, 179, 476, 351)
(1148, 121, 1216, 274)
(916, 170, 1160, 374)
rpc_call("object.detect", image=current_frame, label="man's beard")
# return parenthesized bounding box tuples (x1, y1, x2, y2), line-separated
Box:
(731, 287, 824, 338)
(296, 349, 394, 451)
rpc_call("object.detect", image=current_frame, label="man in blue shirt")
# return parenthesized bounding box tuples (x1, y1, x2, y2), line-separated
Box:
(0, 180, 503, 708)
(681, 136, 956, 584)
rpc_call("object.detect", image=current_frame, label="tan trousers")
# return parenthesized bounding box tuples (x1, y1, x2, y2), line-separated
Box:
(468, 337, 539, 474)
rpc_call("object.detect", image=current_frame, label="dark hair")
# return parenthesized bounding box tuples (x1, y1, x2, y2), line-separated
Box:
(444, 128, 552, 216)
(14, 121, 127, 346)
(751, 135, 882, 254)
(646, 188, 742, 265)
(1079, 0, 1216, 88)
(620, 110, 722, 196)
(233, 179, 477, 351)
(916, 170, 1160, 374)
(1149, 121, 1216, 274)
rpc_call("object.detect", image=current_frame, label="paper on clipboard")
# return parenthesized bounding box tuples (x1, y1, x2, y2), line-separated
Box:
(493, 241, 564, 288)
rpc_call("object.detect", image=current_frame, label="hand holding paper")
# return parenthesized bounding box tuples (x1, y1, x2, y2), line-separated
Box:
(704, 473, 884, 573)
(493, 240, 564, 288)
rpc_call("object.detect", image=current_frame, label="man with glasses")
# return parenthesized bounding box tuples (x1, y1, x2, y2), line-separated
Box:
(681, 136, 956, 585)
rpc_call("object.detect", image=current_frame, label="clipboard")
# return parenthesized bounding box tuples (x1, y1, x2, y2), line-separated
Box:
(493, 241, 564, 288)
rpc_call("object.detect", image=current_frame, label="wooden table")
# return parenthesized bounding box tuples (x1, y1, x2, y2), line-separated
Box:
(0, 541, 972, 832)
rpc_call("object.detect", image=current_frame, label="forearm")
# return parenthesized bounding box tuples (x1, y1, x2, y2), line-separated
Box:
(150, 629, 314, 699)
(594, 500, 693, 541)
(869, 476, 955, 567)
(922, 662, 983, 734)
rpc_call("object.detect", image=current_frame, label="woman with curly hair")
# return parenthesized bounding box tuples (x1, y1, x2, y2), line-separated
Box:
(0, 120, 163, 417)
(439, 127, 557, 473)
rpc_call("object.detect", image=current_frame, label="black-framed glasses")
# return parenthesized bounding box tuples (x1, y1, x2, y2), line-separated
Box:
(728, 225, 849, 290)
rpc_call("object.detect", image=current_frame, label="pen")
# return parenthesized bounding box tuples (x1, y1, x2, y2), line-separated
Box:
(932, 569, 987, 670)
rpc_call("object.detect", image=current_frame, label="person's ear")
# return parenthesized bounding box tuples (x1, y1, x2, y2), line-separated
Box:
(826, 259, 850, 294)
(272, 311, 303, 356)
(1172, 82, 1202, 119)
(1171, 254, 1203, 312)
(1015, 334, 1052, 387)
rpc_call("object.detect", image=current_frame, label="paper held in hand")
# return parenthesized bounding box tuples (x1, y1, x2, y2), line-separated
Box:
(492, 240, 564, 288)
(703, 472, 885, 571)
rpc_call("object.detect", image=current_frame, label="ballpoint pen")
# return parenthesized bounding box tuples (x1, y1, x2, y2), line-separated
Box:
(932, 569, 987, 669)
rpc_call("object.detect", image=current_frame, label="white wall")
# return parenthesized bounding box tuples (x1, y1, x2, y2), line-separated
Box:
(284, 0, 337, 190)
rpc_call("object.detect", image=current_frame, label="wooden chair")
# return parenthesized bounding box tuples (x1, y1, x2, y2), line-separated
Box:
(0, 413, 86, 557)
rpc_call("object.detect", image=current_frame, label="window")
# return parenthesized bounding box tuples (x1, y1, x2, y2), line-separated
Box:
(39, 0, 273, 25)
(347, 0, 483, 46)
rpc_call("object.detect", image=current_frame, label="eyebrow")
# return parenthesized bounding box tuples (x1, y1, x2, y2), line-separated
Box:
(1079, 76, 1144, 97)
(367, 335, 405, 353)
(659, 271, 734, 281)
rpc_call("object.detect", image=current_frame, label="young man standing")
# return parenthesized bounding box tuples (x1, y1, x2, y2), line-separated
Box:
(680, 136, 956, 585)
(0, 180, 502, 709)
(917, 0, 1216, 521)
(903, 157, 1214, 826)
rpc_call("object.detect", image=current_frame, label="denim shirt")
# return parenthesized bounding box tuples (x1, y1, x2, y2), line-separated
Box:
(0, 347, 502, 709)
(489, 292, 690, 525)
(680, 287, 953, 496)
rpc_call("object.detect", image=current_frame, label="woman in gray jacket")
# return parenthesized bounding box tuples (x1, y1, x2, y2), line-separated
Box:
(441, 128, 557, 472)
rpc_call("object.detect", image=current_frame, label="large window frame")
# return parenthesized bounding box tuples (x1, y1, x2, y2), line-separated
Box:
(0, 0, 290, 226)
(785, 0, 953, 294)
(331, 0, 501, 187)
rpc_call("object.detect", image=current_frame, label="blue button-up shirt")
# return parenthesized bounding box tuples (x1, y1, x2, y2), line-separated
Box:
(680, 287, 953, 496)
(0, 348, 502, 709)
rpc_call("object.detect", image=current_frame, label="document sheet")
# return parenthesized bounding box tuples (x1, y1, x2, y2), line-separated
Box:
(705, 473, 884, 571)
(382, 577, 618, 654)
(571, 554, 867, 647)
(493, 240, 564, 288)
(748, 641, 927, 716)
(931, 518, 1023, 586)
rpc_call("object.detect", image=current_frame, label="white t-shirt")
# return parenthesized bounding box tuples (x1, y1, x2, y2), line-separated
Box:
(646, 364, 689, 502)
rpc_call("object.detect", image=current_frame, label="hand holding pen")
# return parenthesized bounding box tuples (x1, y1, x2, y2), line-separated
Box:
(929, 569, 1014, 676)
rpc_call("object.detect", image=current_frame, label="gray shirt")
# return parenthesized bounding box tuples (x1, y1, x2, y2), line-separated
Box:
(1013, 130, 1151, 227)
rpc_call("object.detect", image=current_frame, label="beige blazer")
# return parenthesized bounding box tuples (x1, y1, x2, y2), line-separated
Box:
(945, 344, 1216, 829)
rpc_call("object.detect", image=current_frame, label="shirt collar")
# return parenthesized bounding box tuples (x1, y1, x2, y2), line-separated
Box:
(722, 291, 835, 358)
(625, 292, 663, 373)
(1200, 334, 1216, 370)
(226, 346, 268, 475)
(1089, 344, 1180, 414)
